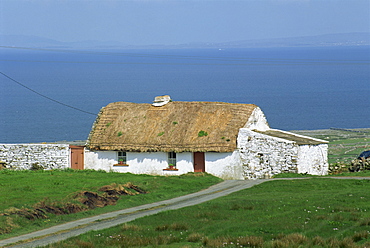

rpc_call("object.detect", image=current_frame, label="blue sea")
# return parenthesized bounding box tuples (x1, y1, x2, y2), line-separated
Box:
(1, 46, 369, 143)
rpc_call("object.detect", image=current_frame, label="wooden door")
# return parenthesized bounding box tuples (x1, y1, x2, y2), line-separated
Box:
(70, 146, 84, 170)
(193, 152, 205, 172)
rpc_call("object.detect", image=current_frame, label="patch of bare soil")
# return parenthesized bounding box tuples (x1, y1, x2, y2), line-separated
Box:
(2, 202, 86, 221)
(1, 183, 147, 224)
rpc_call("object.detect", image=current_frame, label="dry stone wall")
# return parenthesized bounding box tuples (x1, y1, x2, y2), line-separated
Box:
(237, 129, 299, 179)
(0, 144, 70, 170)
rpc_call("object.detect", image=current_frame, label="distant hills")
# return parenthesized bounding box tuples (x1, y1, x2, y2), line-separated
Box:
(1, 32, 369, 49)
(200, 32, 370, 49)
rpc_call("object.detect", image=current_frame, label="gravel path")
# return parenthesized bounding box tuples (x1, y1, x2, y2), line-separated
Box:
(2, 177, 369, 248)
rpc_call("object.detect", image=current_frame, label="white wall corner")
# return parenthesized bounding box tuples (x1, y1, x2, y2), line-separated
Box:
(244, 107, 270, 131)
(297, 144, 329, 176)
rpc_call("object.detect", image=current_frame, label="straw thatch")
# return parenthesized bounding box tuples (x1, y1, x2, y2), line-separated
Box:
(86, 101, 258, 152)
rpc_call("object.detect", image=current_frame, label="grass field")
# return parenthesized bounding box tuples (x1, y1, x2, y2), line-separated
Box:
(1, 128, 369, 247)
(0, 170, 222, 239)
(46, 178, 370, 248)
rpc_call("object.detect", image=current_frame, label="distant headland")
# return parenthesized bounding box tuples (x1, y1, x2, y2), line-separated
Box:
(1, 32, 369, 49)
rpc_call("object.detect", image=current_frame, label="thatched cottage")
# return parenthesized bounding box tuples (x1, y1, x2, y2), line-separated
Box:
(85, 96, 328, 179)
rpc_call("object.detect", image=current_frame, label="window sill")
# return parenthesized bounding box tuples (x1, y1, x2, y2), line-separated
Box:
(163, 168, 178, 171)
(113, 163, 129, 167)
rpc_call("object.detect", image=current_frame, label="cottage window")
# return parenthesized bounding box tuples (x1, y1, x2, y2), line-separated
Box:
(168, 152, 177, 167)
(117, 151, 127, 164)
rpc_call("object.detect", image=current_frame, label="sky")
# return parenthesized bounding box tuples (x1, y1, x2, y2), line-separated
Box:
(1, 0, 369, 46)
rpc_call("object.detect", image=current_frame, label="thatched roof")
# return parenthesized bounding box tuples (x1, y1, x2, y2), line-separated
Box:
(87, 101, 258, 152)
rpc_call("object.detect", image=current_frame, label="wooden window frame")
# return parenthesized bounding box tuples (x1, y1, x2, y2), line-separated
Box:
(164, 152, 178, 171)
(168, 152, 176, 166)
(114, 151, 128, 166)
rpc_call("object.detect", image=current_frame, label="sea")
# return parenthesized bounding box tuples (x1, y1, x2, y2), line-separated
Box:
(1, 46, 369, 143)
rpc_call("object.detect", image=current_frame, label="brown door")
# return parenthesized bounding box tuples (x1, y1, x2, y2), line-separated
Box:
(193, 152, 205, 172)
(70, 146, 84, 170)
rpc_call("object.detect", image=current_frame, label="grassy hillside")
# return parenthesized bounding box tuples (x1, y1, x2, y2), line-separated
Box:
(0, 170, 222, 239)
(46, 178, 370, 248)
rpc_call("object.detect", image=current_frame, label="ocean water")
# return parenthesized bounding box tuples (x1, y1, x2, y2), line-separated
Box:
(1, 46, 369, 143)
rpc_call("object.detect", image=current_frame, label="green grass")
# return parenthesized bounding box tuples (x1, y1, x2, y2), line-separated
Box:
(0, 169, 222, 239)
(46, 178, 370, 248)
(273, 173, 317, 178)
(2, 128, 370, 246)
(328, 137, 369, 165)
(274, 171, 370, 178)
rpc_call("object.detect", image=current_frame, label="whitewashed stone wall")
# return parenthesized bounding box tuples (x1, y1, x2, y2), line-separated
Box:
(85, 150, 194, 176)
(237, 129, 328, 179)
(85, 150, 242, 179)
(84, 150, 117, 172)
(205, 152, 244, 180)
(244, 107, 270, 131)
(0, 144, 70, 170)
(297, 144, 328, 175)
(237, 129, 299, 179)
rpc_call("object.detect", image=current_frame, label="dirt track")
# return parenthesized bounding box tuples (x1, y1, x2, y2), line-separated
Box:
(2, 177, 369, 248)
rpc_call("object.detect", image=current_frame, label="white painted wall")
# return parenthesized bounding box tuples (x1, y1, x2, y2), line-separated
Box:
(176, 152, 195, 175)
(85, 150, 242, 179)
(297, 144, 328, 175)
(244, 107, 270, 131)
(205, 152, 243, 180)
(117, 152, 168, 175)
(85, 150, 194, 176)
(84, 150, 117, 172)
